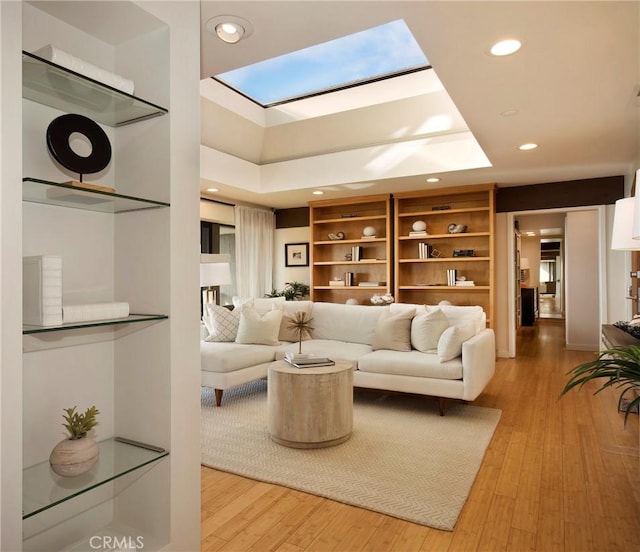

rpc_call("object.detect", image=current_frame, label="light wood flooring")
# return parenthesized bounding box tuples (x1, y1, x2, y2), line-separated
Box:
(201, 320, 639, 551)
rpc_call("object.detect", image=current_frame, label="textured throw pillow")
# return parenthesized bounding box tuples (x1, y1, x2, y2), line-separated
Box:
(371, 308, 415, 352)
(411, 308, 450, 353)
(203, 304, 240, 342)
(235, 306, 283, 346)
(437, 320, 475, 362)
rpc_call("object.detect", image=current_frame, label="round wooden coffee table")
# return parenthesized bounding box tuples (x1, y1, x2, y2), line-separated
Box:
(267, 359, 353, 449)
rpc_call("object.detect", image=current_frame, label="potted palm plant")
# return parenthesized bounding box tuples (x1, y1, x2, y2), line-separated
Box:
(49, 405, 100, 477)
(560, 345, 640, 425)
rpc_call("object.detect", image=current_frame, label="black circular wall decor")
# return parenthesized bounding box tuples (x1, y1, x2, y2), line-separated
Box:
(46, 114, 112, 176)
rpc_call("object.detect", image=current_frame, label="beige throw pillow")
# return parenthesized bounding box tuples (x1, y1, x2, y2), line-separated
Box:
(235, 306, 283, 346)
(411, 308, 450, 352)
(372, 308, 415, 352)
(437, 320, 475, 362)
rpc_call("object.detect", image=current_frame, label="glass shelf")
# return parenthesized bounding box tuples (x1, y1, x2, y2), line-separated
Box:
(22, 51, 167, 127)
(23, 438, 169, 519)
(23, 178, 169, 213)
(23, 313, 168, 335)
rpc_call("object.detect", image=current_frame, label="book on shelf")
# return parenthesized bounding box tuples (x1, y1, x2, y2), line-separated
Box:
(446, 268, 457, 286)
(358, 281, 386, 287)
(455, 281, 476, 286)
(23, 255, 63, 326)
(418, 242, 433, 259)
(329, 280, 346, 286)
(409, 231, 428, 236)
(361, 235, 377, 239)
(351, 245, 363, 261)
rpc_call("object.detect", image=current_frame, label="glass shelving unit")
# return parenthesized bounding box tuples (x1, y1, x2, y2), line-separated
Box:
(23, 314, 168, 335)
(23, 178, 169, 213)
(22, 51, 167, 127)
(23, 438, 169, 520)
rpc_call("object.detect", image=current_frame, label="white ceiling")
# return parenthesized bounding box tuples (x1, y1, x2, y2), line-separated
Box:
(200, 1, 639, 209)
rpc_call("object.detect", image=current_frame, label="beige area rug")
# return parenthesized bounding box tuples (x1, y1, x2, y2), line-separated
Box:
(201, 380, 501, 531)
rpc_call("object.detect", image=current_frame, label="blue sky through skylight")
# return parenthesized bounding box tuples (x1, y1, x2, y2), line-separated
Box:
(215, 19, 429, 106)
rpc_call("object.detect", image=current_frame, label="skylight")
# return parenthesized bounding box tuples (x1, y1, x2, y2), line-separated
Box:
(214, 19, 429, 107)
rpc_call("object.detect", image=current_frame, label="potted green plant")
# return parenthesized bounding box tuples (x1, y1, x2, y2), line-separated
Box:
(265, 281, 310, 301)
(560, 346, 640, 425)
(49, 405, 100, 477)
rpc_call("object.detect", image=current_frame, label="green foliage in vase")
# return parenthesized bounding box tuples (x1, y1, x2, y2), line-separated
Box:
(62, 405, 100, 440)
(560, 345, 640, 425)
(287, 311, 314, 354)
(265, 281, 310, 301)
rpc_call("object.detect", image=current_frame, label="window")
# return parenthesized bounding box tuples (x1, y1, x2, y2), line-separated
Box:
(214, 19, 429, 107)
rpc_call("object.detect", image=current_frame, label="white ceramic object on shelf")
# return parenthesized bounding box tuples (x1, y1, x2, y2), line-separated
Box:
(412, 220, 427, 232)
(362, 226, 376, 237)
(345, 298, 359, 305)
(49, 437, 99, 477)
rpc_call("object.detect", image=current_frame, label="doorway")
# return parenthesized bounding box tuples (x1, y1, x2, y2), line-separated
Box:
(506, 206, 606, 357)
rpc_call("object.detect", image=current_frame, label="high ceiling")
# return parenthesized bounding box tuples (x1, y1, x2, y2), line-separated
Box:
(199, 1, 639, 209)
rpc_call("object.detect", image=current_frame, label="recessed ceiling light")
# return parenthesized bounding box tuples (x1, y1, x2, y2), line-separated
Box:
(519, 143, 538, 151)
(312, 190, 324, 195)
(490, 39, 522, 56)
(206, 187, 219, 193)
(206, 15, 253, 44)
(426, 177, 441, 183)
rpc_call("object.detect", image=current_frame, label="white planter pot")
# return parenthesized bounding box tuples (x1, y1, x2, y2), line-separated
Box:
(49, 437, 99, 477)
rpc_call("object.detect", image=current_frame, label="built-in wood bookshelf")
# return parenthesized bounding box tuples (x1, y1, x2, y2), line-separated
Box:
(394, 184, 496, 326)
(309, 195, 392, 305)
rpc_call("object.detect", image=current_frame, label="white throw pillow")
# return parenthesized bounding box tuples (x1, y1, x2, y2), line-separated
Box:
(372, 308, 415, 352)
(232, 296, 285, 314)
(235, 306, 283, 346)
(203, 304, 240, 342)
(437, 320, 475, 362)
(411, 308, 450, 353)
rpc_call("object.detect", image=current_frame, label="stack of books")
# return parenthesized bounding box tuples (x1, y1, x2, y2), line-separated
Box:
(358, 281, 386, 287)
(329, 279, 346, 286)
(351, 245, 363, 261)
(418, 242, 433, 259)
(409, 230, 428, 237)
(446, 268, 458, 286)
(455, 280, 476, 287)
(284, 353, 335, 369)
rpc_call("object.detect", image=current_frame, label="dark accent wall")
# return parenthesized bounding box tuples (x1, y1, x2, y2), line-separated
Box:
(275, 176, 625, 227)
(495, 176, 624, 213)
(275, 207, 309, 229)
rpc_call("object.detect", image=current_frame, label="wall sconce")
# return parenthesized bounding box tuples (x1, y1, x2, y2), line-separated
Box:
(200, 254, 232, 313)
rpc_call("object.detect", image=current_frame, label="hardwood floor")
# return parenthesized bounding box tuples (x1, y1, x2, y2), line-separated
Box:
(201, 320, 639, 551)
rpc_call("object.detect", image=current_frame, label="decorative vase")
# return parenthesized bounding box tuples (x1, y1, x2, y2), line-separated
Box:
(49, 437, 99, 477)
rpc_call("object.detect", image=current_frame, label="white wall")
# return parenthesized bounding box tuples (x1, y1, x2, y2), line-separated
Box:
(273, 226, 311, 292)
(565, 209, 601, 350)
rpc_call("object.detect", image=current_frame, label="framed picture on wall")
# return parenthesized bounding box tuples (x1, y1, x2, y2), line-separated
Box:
(285, 242, 309, 267)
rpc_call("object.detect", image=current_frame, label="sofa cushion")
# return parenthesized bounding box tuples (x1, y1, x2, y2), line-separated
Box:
(358, 349, 463, 380)
(372, 308, 414, 351)
(232, 296, 286, 314)
(279, 301, 313, 342)
(235, 306, 283, 346)
(277, 339, 372, 363)
(311, 302, 385, 345)
(201, 341, 280, 373)
(427, 304, 486, 334)
(437, 321, 476, 361)
(203, 304, 240, 342)
(411, 308, 450, 352)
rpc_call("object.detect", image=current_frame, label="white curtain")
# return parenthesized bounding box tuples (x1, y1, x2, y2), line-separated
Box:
(234, 205, 274, 298)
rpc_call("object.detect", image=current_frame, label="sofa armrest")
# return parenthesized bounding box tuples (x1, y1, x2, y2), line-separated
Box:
(460, 329, 496, 401)
(200, 323, 208, 341)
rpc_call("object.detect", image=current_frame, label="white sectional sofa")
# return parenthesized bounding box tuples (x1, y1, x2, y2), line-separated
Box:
(201, 298, 496, 414)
